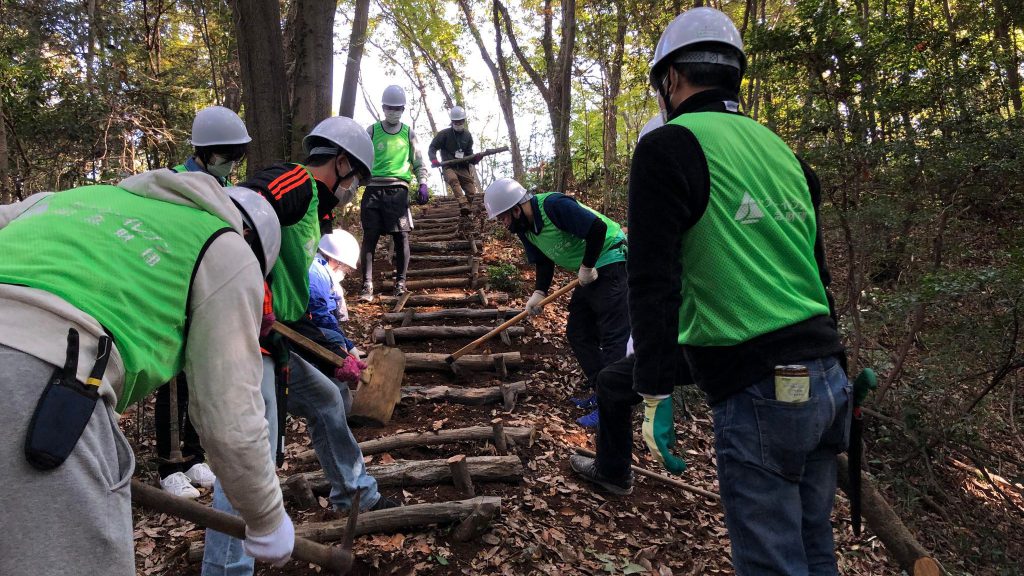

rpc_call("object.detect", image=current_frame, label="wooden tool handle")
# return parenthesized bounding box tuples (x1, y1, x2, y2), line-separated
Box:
(272, 321, 352, 367)
(130, 479, 353, 574)
(446, 279, 580, 363)
(437, 146, 510, 168)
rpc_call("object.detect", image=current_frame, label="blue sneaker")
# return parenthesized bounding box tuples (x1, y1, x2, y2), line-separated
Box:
(570, 393, 598, 410)
(576, 409, 599, 428)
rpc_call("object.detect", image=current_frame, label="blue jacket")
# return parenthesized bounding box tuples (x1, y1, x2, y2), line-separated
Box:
(308, 255, 340, 332)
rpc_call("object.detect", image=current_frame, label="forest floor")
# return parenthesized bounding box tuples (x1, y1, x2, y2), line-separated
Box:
(124, 198, 1022, 575)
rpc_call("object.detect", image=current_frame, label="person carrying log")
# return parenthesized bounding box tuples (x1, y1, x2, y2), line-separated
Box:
(154, 105, 252, 498)
(428, 105, 483, 212)
(629, 8, 849, 575)
(359, 84, 430, 301)
(202, 117, 398, 576)
(483, 177, 630, 428)
(0, 169, 294, 574)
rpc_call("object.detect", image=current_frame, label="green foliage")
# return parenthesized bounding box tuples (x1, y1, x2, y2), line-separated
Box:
(487, 261, 521, 294)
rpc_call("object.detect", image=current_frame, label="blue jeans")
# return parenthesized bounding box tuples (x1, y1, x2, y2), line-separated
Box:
(711, 356, 851, 576)
(202, 356, 277, 576)
(202, 355, 378, 575)
(320, 327, 354, 352)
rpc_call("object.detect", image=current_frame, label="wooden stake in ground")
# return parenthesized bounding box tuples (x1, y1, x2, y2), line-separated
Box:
(447, 455, 475, 497)
(348, 347, 406, 426)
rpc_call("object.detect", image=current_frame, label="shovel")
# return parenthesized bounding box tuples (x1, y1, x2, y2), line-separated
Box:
(444, 279, 580, 376)
(131, 479, 358, 574)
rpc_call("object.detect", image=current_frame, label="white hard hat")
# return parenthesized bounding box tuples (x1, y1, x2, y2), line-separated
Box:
(226, 186, 281, 278)
(650, 8, 746, 86)
(319, 230, 360, 269)
(302, 116, 375, 178)
(484, 178, 531, 220)
(449, 106, 467, 122)
(382, 85, 406, 107)
(639, 115, 664, 141)
(191, 106, 252, 147)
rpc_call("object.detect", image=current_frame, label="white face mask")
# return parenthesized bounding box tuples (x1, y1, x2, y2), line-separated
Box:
(452, 122, 466, 133)
(207, 156, 235, 180)
(335, 175, 360, 201)
(384, 110, 403, 124)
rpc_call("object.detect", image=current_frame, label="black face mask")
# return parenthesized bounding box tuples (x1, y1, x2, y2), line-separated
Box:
(507, 210, 530, 235)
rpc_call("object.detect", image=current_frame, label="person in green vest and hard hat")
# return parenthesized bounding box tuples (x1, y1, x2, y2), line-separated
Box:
(171, 105, 251, 185)
(628, 8, 848, 575)
(0, 168, 294, 574)
(483, 177, 630, 428)
(359, 84, 430, 301)
(156, 104, 252, 498)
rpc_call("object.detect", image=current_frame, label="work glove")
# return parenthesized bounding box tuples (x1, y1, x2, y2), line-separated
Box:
(334, 355, 367, 384)
(260, 312, 276, 338)
(417, 183, 429, 205)
(641, 395, 688, 474)
(430, 158, 440, 168)
(578, 265, 598, 287)
(525, 290, 546, 316)
(470, 153, 484, 164)
(243, 513, 295, 567)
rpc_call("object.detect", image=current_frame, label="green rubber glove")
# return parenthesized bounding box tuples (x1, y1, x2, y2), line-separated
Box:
(641, 396, 687, 474)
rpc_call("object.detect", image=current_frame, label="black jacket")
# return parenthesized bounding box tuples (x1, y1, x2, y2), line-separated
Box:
(428, 127, 475, 165)
(626, 89, 844, 405)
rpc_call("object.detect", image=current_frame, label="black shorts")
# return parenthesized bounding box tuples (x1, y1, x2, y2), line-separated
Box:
(360, 184, 412, 232)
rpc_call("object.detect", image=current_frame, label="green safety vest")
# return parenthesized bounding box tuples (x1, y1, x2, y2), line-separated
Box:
(0, 185, 232, 411)
(370, 122, 414, 183)
(269, 165, 320, 322)
(669, 112, 830, 347)
(525, 192, 626, 272)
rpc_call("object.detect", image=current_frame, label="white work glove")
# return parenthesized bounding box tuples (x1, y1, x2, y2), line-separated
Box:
(243, 513, 295, 567)
(578, 265, 598, 287)
(526, 290, 547, 316)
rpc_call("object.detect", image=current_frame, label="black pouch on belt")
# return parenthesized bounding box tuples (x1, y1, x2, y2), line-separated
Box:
(24, 328, 112, 471)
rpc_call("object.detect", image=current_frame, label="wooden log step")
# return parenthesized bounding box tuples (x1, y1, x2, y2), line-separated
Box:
(383, 308, 524, 322)
(414, 233, 462, 242)
(297, 456, 523, 494)
(410, 240, 482, 253)
(298, 497, 502, 541)
(405, 351, 522, 372)
(401, 380, 527, 405)
(190, 497, 503, 558)
(410, 226, 459, 236)
(378, 291, 509, 307)
(372, 325, 524, 343)
(379, 277, 474, 290)
(414, 216, 458, 225)
(294, 425, 536, 464)
(409, 255, 475, 264)
(405, 265, 473, 278)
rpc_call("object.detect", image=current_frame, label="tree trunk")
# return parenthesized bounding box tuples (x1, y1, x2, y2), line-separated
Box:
(286, 0, 336, 159)
(456, 0, 525, 181)
(339, 0, 370, 117)
(0, 97, 9, 204)
(601, 0, 627, 206)
(231, 0, 289, 173)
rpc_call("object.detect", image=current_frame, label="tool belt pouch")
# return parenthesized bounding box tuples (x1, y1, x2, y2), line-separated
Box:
(24, 329, 110, 471)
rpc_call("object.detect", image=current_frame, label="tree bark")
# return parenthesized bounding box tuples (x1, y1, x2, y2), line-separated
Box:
(456, 0, 526, 181)
(410, 240, 482, 252)
(231, 0, 289, 173)
(285, 0, 336, 159)
(339, 0, 370, 117)
(601, 0, 627, 206)
(378, 277, 476, 290)
(402, 264, 473, 278)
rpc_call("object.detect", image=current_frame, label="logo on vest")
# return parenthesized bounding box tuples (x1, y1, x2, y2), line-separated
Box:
(734, 192, 764, 224)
